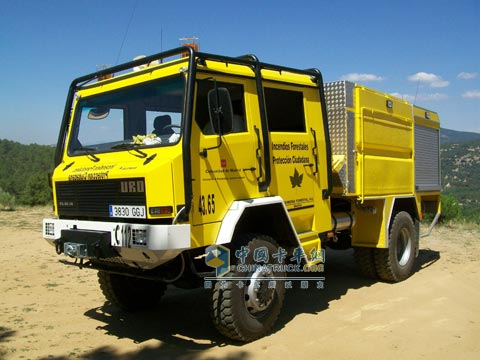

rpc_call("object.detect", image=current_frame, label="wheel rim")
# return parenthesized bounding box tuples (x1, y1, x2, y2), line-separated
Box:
(244, 267, 275, 315)
(396, 227, 412, 266)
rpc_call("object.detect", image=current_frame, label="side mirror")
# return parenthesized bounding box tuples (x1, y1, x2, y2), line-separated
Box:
(208, 88, 233, 135)
(88, 107, 110, 120)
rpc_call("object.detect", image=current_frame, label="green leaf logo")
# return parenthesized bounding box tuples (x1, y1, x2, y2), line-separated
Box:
(290, 168, 303, 188)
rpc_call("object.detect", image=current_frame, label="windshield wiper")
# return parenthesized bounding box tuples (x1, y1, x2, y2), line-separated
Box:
(110, 143, 147, 158)
(73, 147, 100, 162)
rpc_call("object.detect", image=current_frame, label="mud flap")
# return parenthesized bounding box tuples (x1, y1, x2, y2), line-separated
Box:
(415, 218, 420, 258)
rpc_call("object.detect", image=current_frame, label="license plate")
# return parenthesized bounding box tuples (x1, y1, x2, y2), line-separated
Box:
(109, 205, 146, 219)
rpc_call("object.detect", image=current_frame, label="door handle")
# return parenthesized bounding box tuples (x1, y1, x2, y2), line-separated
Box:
(310, 128, 319, 175)
(254, 125, 263, 181)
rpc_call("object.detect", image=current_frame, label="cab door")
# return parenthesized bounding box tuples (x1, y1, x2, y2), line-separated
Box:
(264, 84, 317, 233)
(190, 76, 261, 229)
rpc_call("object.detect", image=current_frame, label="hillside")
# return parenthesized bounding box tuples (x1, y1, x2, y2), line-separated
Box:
(441, 127, 480, 144)
(441, 140, 480, 222)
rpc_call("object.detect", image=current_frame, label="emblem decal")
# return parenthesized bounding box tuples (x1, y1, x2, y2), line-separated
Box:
(290, 168, 303, 188)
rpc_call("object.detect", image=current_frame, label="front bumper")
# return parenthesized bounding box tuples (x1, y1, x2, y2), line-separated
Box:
(43, 218, 191, 269)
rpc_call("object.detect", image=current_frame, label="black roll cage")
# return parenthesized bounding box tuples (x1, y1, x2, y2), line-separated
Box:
(54, 47, 333, 222)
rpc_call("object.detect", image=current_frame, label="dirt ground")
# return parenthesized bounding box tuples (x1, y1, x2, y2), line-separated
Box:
(0, 207, 479, 360)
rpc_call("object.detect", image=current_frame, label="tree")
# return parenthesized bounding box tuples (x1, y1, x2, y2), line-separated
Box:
(20, 173, 52, 206)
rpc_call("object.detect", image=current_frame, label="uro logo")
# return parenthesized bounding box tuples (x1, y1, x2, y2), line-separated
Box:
(120, 180, 145, 193)
(205, 244, 230, 277)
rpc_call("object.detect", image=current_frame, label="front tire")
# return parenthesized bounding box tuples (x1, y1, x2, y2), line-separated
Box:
(211, 235, 286, 342)
(374, 211, 417, 282)
(98, 271, 166, 311)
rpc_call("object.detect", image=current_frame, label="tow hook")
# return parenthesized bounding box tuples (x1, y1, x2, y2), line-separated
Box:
(54, 239, 63, 255)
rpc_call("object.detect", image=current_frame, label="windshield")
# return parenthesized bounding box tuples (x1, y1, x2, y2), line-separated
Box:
(68, 75, 185, 155)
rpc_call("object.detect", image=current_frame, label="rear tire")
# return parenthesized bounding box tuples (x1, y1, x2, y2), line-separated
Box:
(374, 211, 416, 282)
(211, 235, 286, 342)
(98, 271, 166, 311)
(354, 247, 377, 279)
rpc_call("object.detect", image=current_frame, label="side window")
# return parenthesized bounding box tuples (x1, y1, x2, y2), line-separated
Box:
(195, 81, 246, 135)
(265, 87, 306, 132)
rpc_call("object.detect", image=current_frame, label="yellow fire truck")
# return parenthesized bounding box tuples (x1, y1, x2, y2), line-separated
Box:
(43, 46, 441, 341)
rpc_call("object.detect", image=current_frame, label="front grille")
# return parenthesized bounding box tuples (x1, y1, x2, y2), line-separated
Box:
(56, 178, 146, 218)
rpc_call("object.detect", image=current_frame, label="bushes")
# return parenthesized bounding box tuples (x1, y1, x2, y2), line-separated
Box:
(439, 193, 461, 223)
(0, 187, 16, 211)
(438, 193, 479, 225)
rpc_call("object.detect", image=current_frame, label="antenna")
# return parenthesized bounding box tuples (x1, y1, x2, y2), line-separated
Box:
(115, 0, 139, 65)
(413, 80, 420, 105)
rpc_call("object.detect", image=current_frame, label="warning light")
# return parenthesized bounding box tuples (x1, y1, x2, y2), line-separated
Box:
(180, 37, 199, 57)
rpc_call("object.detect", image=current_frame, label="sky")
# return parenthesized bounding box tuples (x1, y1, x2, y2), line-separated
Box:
(0, 0, 479, 144)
